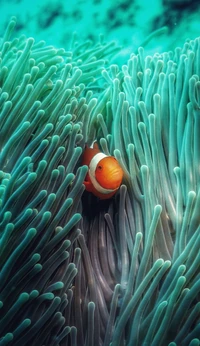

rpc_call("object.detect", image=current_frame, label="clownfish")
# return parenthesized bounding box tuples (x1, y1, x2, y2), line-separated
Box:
(82, 142, 123, 199)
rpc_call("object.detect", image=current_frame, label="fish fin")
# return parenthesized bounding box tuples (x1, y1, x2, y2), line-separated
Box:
(93, 141, 99, 150)
(83, 180, 93, 192)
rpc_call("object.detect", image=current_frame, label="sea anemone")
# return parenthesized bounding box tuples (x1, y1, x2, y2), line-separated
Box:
(0, 17, 199, 345)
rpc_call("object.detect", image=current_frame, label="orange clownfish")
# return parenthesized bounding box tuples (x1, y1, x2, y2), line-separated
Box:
(82, 142, 123, 199)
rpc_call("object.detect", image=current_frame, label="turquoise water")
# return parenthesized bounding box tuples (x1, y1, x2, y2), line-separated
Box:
(0, 1, 200, 346)
(1, 0, 200, 60)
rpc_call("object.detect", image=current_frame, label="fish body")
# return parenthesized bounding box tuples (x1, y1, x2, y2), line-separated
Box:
(82, 142, 123, 199)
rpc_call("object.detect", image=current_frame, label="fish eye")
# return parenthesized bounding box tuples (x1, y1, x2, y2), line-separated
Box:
(97, 165, 102, 170)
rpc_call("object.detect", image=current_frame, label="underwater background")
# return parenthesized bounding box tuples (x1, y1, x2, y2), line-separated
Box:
(0, 0, 200, 345)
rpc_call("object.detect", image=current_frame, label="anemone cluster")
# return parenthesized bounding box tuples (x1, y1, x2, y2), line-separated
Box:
(0, 17, 199, 346)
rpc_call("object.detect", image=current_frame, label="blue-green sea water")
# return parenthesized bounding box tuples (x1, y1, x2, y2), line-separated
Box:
(1, 0, 200, 61)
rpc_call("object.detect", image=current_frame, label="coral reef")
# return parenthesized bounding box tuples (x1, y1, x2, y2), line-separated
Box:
(0, 17, 200, 345)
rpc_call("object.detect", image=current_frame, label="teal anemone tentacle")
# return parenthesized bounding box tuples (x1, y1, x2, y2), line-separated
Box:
(1, 16, 200, 346)
(111, 259, 164, 345)
(128, 260, 171, 345)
